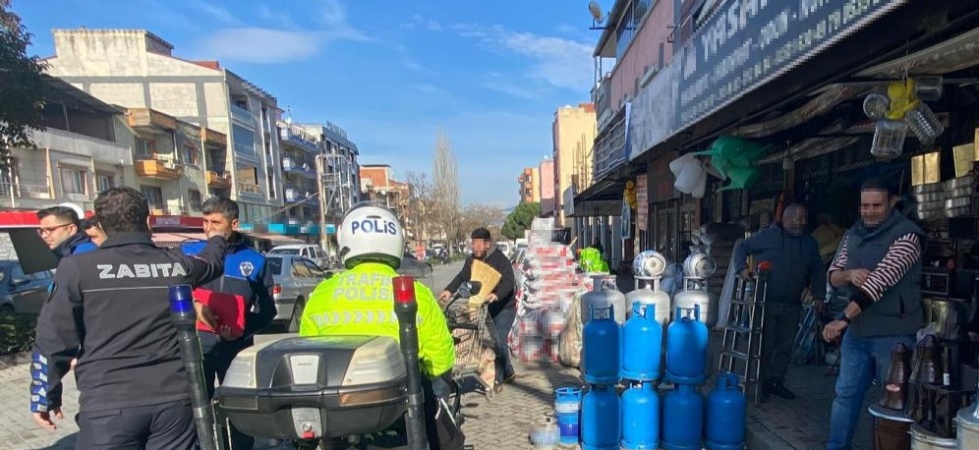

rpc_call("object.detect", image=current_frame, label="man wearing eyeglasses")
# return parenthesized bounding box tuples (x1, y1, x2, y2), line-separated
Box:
(36, 205, 97, 259)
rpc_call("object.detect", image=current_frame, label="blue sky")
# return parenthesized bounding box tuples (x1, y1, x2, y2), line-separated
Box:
(13, 0, 606, 207)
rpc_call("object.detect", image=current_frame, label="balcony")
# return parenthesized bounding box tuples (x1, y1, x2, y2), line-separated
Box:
(0, 179, 54, 201)
(279, 125, 319, 154)
(282, 158, 316, 178)
(136, 158, 183, 180)
(206, 170, 232, 189)
(202, 128, 227, 147)
(127, 108, 178, 132)
(230, 104, 257, 125)
(30, 127, 132, 165)
(237, 182, 262, 196)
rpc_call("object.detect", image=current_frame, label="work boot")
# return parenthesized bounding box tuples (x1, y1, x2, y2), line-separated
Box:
(768, 381, 796, 400)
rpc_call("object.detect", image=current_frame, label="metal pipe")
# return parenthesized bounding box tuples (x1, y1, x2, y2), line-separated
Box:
(392, 276, 429, 450)
(169, 285, 220, 450)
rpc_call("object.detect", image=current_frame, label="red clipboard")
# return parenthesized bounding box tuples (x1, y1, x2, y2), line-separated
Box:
(193, 288, 246, 338)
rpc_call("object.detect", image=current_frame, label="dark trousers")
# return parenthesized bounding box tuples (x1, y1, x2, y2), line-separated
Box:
(760, 302, 802, 384)
(490, 305, 517, 384)
(75, 400, 196, 450)
(204, 337, 254, 450)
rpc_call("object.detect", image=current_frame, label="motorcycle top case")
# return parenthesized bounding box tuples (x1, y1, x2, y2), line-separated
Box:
(217, 335, 408, 440)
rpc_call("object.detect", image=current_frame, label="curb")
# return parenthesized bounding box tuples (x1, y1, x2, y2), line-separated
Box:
(0, 351, 32, 369)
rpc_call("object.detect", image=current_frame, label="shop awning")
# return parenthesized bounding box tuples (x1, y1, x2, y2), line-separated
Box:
(572, 178, 628, 217)
(151, 232, 208, 248)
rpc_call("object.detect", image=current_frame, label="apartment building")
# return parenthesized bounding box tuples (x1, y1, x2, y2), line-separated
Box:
(539, 158, 556, 216)
(298, 122, 360, 226)
(517, 167, 540, 204)
(552, 103, 597, 226)
(43, 28, 284, 222)
(0, 76, 134, 211)
(360, 164, 409, 220)
(277, 119, 320, 224)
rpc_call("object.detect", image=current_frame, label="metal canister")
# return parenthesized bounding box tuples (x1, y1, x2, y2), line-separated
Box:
(910, 424, 956, 450)
(957, 407, 979, 450)
(868, 404, 911, 450)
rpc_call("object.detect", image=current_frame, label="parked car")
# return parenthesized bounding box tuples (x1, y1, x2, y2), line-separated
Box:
(0, 260, 54, 314)
(400, 252, 434, 279)
(265, 255, 333, 332)
(268, 244, 336, 269)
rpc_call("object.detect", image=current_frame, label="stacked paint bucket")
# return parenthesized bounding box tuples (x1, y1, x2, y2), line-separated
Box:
(580, 304, 621, 450)
(663, 305, 709, 450)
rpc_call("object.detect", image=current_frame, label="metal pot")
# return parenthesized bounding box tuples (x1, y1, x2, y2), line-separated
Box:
(944, 176, 972, 191)
(915, 192, 946, 203)
(913, 183, 944, 195)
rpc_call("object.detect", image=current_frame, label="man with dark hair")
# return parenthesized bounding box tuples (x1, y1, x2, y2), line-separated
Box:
(79, 217, 107, 247)
(733, 203, 826, 400)
(30, 186, 228, 449)
(441, 227, 517, 392)
(823, 178, 923, 450)
(180, 196, 276, 450)
(36, 204, 96, 258)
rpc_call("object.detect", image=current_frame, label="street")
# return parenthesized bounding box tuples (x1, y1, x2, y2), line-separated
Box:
(0, 260, 581, 450)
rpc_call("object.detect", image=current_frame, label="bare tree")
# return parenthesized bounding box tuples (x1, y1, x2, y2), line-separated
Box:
(403, 170, 435, 244)
(458, 204, 506, 237)
(431, 130, 462, 250)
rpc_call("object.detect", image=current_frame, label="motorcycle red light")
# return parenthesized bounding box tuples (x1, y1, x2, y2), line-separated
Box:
(392, 276, 415, 304)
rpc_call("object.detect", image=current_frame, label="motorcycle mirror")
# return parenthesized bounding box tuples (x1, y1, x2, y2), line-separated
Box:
(468, 281, 482, 295)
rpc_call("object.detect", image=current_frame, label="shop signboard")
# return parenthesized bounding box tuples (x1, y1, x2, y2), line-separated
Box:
(594, 103, 632, 181)
(629, 57, 681, 161)
(677, 0, 907, 131)
(636, 174, 648, 231)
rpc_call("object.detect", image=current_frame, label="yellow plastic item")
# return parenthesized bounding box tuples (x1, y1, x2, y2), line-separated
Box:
(885, 78, 919, 120)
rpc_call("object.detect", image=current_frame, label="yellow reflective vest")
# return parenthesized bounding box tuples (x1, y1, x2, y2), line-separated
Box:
(299, 262, 455, 378)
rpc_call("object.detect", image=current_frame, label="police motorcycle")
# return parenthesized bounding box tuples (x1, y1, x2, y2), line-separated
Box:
(203, 281, 482, 450)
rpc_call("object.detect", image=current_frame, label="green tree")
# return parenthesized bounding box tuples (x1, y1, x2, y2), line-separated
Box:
(0, 0, 47, 170)
(500, 202, 540, 240)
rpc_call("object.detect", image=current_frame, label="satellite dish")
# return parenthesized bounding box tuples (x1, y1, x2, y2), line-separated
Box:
(588, 1, 605, 23)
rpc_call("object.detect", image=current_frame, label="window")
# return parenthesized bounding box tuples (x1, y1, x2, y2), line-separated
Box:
(188, 189, 203, 211)
(181, 145, 199, 166)
(60, 167, 86, 195)
(0, 158, 18, 196)
(141, 186, 164, 209)
(135, 138, 155, 158)
(232, 125, 256, 156)
(96, 173, 115, 193)
(291, 259, 313, 278)
(266, 257, 284, 276)
(303, 260, 326, 278)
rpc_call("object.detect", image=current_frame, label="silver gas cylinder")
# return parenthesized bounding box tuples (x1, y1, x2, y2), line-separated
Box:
(672, 277, 718, 327)
(625, 278, 671, 328)
(581, 275, 626, 325)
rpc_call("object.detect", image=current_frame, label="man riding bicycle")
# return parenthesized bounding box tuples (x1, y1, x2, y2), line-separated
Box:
(299, 202, 463, 450)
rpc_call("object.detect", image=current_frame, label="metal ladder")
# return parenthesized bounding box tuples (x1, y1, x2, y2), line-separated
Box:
(718, 268, 769, 404)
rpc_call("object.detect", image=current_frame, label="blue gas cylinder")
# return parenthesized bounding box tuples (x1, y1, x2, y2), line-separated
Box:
(621, 381, 660, 450)
(582, 305, 620, 385)
(581, 385, 621, 450)
(662, 384, 705, 450)
(621, 302, 664, 381)
(554, 387, 582, 445)
(706, 372, 747, 450)
(665, 305, 709, 384)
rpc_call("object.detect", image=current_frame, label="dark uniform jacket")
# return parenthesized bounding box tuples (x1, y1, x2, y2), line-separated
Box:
(31, 232, 227, 414)
(181, 232, 276, 352)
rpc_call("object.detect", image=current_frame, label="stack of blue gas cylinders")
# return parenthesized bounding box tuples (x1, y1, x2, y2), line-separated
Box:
(573, 302, 746, 450)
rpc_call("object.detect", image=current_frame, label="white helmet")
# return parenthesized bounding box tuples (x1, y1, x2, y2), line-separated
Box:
(337, 201, 404, 269)
(56, 202, 86, 221)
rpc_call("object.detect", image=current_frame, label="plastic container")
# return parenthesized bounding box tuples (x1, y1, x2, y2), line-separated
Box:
(581, 385, 621, 450)
(621, 381, 660, 450)
(621, 302, 664, 381)
(662, 384, 705, 450)
(665, 305, 709, 385)
(554, 387, 582, 445)
(705, 372, 746, 450)
(582, 305, 621, 385)
(870, 119, 907, 160)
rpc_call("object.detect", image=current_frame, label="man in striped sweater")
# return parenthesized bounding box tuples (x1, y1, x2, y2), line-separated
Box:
(823, 177, 923, 450)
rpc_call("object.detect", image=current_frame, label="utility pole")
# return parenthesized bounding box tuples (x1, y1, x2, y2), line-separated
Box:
(315, 154, 328, 255)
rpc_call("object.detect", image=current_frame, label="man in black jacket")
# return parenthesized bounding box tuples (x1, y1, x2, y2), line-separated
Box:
(440, 228, 517, 392)
(30, 187, 228, 450)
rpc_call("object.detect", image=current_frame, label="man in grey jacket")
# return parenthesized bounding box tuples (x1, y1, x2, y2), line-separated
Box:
(733, 203, 826, 400)
(823, 178, 923, 450)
